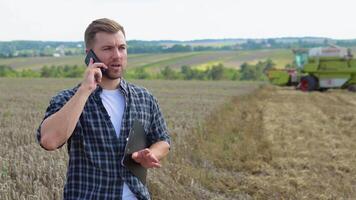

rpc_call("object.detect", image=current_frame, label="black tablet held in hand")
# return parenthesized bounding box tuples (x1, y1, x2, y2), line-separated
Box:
(122, 120, 148, 185)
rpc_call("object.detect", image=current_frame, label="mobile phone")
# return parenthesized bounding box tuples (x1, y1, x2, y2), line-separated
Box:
(84, 49, 106, 73)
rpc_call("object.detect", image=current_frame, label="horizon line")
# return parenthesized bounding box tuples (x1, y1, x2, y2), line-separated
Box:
(1, 36, 356, 43)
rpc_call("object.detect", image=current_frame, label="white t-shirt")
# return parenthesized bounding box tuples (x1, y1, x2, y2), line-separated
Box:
(100, 89, 137, 200)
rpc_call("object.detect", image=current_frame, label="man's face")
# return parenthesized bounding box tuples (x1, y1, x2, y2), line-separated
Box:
(91, 31, 127, 80)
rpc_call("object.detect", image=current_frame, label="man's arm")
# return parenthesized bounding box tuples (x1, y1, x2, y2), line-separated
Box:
(40, 88, 91, 150)
(132, 141, 170, 168)
(39, 59, 106, 150)
(132, 91, 171, 168)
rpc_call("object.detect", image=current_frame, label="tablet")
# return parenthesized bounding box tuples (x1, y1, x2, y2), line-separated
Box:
(122, 119, 148, 184)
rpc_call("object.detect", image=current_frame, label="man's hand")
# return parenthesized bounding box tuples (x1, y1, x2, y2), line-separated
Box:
(80, 58, 108, 93)
(132, 148, 162, 169)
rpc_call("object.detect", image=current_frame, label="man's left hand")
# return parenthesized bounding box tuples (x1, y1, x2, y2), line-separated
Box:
(132, 148, 162, 168)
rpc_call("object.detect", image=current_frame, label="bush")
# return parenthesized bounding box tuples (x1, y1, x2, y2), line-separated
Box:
(240, 59, 275, 81)
(20, 69, 40, 77)
(40, 65, 85, 78)
(160, 66, 180, 80)
(180, 64, 239, 81)
(0, 65, 18, 77)
(207, 63, 224, 80)
(125, 67, 151, 80)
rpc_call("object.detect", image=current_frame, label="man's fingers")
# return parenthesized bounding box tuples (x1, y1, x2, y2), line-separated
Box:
(132, 152, 139, 159)
(152, 162, 162, 168)
(146, 158, 161, 168)
(132, 151, 145, 161)
(92, 68, 102, 83)
(140, 148, 150, 155)
(133, 149, 150, 159)
(131, 149, 161, 168)
(146, 153, 159, 163)
(140, 149, 159, 162)
(88, 61, 108, 71)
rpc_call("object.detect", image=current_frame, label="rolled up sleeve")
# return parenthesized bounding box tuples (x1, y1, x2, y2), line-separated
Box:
(36, 90, 74, 149)
(147, 96, 171, 147)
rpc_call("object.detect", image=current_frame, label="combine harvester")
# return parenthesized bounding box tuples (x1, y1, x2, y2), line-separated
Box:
(268, 46, 356, 92)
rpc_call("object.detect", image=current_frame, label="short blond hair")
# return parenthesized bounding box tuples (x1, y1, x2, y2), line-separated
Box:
(84, 18, 126, 48)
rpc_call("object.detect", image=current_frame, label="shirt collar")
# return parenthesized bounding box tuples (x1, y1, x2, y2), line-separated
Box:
(92, 78, 129, 97)
(119, 79, 129, 96)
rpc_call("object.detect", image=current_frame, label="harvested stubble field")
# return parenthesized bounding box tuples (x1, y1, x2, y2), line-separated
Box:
(1, 78, 356, 200)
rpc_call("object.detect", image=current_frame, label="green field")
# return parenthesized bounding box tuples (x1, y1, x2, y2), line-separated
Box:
(0, 49, 293, 71)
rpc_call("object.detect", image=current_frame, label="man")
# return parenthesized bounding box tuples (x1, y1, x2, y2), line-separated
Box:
(36, 18, 171, 200)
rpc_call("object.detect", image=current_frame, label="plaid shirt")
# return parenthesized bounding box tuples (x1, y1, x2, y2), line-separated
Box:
(36, 79, 170, 200)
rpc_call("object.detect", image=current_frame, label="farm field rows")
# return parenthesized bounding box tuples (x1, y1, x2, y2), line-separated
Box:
(0, 49, 293, 71)
(184, 86, 356, 199)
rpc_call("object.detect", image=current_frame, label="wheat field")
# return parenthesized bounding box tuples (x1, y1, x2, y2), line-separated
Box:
(0, 78, 257, 199)
(1, 78, 356, 199)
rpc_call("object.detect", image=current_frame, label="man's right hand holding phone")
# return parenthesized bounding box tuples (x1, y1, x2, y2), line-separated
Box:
(80, 57, 108, 94)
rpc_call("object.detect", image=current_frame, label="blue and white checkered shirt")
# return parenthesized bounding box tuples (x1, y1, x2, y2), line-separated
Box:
(36, 79, 171, 200)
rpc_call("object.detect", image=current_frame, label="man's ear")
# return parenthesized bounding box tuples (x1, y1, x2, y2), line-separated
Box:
(85, 49, 89, 54)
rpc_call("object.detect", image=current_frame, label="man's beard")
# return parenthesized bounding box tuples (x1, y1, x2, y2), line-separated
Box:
(103, 69, 122, 80)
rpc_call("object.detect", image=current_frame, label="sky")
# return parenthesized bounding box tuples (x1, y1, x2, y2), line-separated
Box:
(0, 0, 355, 41)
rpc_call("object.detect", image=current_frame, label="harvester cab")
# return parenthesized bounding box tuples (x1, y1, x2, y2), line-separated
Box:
(293, 49, 308, 69)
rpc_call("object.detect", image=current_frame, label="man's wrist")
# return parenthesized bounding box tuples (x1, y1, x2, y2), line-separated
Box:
(77, 85, 94, 98)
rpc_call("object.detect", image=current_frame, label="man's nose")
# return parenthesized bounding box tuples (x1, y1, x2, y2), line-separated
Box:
(113, 48, 122, 59)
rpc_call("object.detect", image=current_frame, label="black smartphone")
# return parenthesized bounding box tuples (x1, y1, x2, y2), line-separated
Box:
(84, 49, 106, 73)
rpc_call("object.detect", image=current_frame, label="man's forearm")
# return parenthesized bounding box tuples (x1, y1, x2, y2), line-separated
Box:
(149, 141, 170, 160)
(40, 87, 91, 150)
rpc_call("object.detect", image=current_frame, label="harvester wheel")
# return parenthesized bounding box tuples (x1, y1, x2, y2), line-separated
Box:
(319, 88, 329, 92)
(300, 75, 318, 92)
(347, 85, 356, 92)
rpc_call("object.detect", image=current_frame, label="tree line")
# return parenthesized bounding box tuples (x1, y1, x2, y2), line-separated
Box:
(0, 65, 85, 78)
(0, 59, 275, 81)
(0, 42, 236, 58)
(2, 38, 356, 58)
